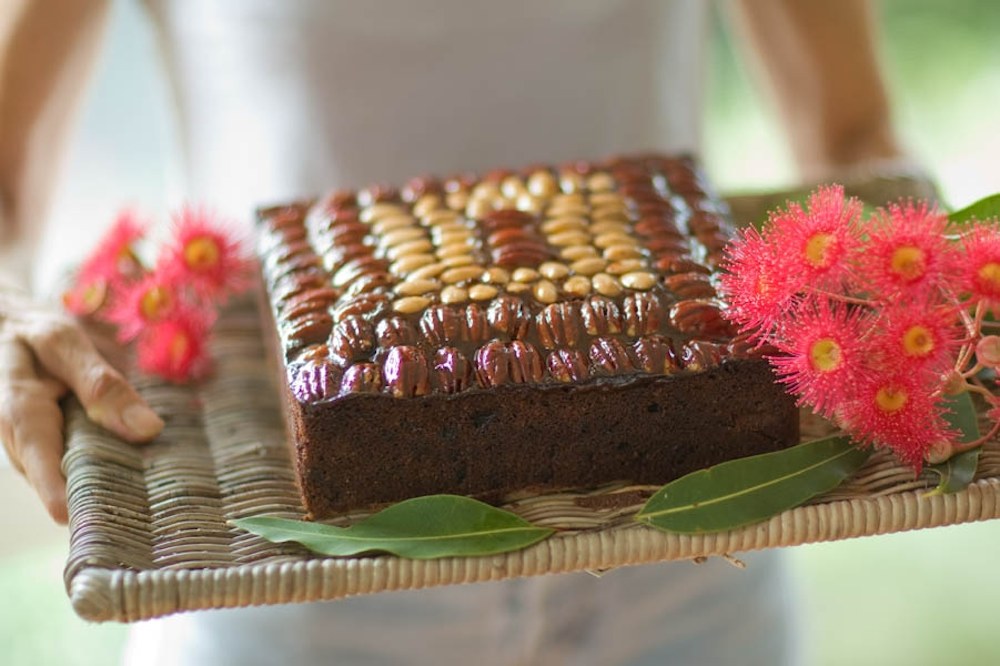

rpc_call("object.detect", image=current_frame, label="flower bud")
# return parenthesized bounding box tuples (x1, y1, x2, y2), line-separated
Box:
(941, 369, 967, 396)
(977, 335, 1000, 367)
(923, 439, 954, 465)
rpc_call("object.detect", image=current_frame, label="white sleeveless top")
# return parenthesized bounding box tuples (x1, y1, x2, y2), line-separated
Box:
(122, 2, 798, 664)
(144, 0, 707, 215)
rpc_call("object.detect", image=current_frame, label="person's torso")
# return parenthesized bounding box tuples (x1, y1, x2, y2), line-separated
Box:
(144, 0, 708, 217)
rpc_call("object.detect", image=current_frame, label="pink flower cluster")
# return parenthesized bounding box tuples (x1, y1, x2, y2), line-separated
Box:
(63, 208, 252, 382)
(719, 186, 1000, 469)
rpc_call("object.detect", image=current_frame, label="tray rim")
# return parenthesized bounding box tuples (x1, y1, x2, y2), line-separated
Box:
(66, 476, 1000, 623)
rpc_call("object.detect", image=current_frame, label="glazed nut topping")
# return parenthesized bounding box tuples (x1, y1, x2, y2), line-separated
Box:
(559, 172, 585, 194)
(413, 194, 443, 218)
(548, 230, 591, 247)
(360, 203, 408, 224)
(445, 191, 468, 210)
(550, 193, 585, 207)
(394, 278, 441, 297)
(422, 209, 461, 227)
(441, 254, 477, 268)
(387, 239, 434, 261)
(434, 230, 474, 247)
(264, 155, 737, 398)
(378, 225, 425, 249)
(383, 346, 431, 398)
(390, 254, 437, 275)
(533, 279, 559, 304)
(570, 257, 607, 276)
(441, 265, 487, 284)
(547, 203, 589, 218)
(620, 271, 656, 290)
(538, 261, 570, 280)
(589, 191, 625, 207)
(407, 262, 446, 280)
(592, 273, 624, 297)
(484, 267, 511, 284)
(586, 172, 615, 191)
(468, 284, 499, 301)
(603, 244, 645, 262)
(542, 217, 588, 235)
(594, 232, 637, 250)
(437, 242, 476, 259)
(589, 221, 631, 236)
(506, 282, 531, 294)
(562, 275, 592, 297)
(560, 245, 599, 261)
(512, 267, 540, 283)
(528, 170, 558, 197)
(606, 259, 647, 275)
(440, 285, 469, 304)
(393, 295, 432, 314)
(372, 215, 418, 236)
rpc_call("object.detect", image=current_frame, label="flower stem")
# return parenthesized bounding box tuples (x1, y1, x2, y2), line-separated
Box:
(962, 362, 985, 379)
(953, 417, 999, 454)
(805, 289, 874, 307)
(964, 383, 994, 400)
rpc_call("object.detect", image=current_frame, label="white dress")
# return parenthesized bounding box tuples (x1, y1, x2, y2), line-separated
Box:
(122, 1, 801, 663)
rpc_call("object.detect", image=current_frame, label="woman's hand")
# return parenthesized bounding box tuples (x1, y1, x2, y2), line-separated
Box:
(0, 289, 163, 524)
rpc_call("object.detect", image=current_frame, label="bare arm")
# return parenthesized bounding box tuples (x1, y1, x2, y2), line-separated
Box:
(0, 0, 111, 290)
(0, 0, 163, 525)
(727, 0, 904, 180)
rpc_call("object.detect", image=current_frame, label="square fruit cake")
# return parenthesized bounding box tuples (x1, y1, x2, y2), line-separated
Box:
(256, 154, 798, 518)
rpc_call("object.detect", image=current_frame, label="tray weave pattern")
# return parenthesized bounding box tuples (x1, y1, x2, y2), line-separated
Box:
(64, 175, 1000, 623)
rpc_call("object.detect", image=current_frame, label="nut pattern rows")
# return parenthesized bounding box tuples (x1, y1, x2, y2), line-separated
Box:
(257, 155, 744, 402)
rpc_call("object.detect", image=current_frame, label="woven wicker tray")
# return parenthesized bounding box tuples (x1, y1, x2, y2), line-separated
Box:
(64, 175, 1000, 623)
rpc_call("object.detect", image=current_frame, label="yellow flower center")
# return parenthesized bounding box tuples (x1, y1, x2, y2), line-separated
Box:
(889, 245, 926, 281)
(170, 331, 191, 365)
(977, 262, 1000, 291)
(82, 282, 104, 310)
(875, 386, 908, 413)
(140, 285, 172, 320)
(116, 247, 141, 275)
(184, 236, 221, 271)
(755, 274, 770, 297)
(64, 280, 107, 315)
(809, 338, 842, 372)
(901, 325, 934, 357)
(804, 233, 835, 268)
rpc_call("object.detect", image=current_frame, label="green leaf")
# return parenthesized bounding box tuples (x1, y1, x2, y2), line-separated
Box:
(948, 193, 1000, 225)
(927, 391, 981, 495)
(231, 495, 555, 559)
(635, 436, 870, 535)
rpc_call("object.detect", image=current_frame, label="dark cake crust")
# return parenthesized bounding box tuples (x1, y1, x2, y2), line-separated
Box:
(257, 154, 798, 517)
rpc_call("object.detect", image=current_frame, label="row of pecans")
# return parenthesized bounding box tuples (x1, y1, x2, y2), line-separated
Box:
(321, 293, 735, 368)
(290, 334, 728, 403)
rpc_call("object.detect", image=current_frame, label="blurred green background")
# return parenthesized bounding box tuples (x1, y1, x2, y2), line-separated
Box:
(3, 1, 999, 664)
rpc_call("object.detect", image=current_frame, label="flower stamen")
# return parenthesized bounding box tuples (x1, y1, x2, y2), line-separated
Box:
(140, 285, 173, 320)
(875, 386, 908, 413)
(977, 261, 1000, 290)
(809, 338, 842, 372)
(183, 236, 221, 271)
(901, 325, 934, 357)
(804, 233, 835, 268)
(890, 245, 926, 281)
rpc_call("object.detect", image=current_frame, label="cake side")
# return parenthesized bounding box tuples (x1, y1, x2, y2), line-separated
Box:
(256, 154, 799, 518)
(289, 360, 796, 517)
